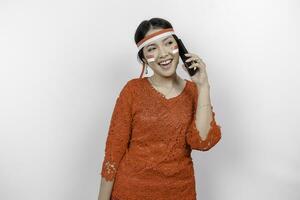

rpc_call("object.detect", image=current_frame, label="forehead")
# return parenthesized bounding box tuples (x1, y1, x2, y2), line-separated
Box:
(145, 29, 173, 47)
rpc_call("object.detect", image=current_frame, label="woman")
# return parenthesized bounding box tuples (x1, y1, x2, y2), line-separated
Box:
(98, 18, 222, 200)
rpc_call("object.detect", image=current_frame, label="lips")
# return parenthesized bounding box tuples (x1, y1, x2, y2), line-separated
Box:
(158, 59, 173, 65)
(158, 59, 173, 70)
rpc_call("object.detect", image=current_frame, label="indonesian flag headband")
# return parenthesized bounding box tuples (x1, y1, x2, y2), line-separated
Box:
(136, 28, 179, 78)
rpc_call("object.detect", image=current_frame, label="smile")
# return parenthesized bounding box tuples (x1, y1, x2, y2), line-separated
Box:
(158, 59, 173, 69)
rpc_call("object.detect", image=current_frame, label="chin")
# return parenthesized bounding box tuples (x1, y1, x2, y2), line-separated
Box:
(153, 60, 178, 75)
(159, 66, 177, 77)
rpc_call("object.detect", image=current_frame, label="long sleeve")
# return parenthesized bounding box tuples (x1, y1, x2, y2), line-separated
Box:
(186, 107, 222, 151)
(100, 81, 133, 181)
(185, 84, 222, 151)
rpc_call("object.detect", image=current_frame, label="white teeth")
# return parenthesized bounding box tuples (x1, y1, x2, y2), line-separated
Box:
(159, 59, 172, 65)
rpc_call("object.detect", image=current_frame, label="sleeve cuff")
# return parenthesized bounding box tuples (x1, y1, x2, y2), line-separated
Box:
(186, 111, 222, 151)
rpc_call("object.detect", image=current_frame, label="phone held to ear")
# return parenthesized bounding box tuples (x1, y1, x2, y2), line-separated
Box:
(177, 38, 199, 77)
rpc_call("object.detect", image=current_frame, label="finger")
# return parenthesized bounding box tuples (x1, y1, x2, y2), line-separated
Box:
(184, 53, 193, 57)
(185, 57, 194, 62)
(187, 63, 204, 73)
(190, 64, 206, 73)
(185, 53, 199, 57)
(185, 57, 199, 63)
(188, 62, 200, 70)
(187, 61, 198, 67)
(188, 65, 197, 71)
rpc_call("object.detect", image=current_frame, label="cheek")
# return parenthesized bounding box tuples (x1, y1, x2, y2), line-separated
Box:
(145, 54, 156, 63)
(171, 45, 179, 54)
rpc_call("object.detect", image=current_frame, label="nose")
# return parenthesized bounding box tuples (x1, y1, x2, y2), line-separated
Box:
(158, 45, 169, 59)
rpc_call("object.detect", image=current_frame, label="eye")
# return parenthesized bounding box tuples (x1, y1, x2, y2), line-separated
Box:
(167, 41, 173, 45)
(148, 47, 156, 52)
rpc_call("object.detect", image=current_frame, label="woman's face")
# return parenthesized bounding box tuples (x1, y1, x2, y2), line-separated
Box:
(142, 28, 179, 77)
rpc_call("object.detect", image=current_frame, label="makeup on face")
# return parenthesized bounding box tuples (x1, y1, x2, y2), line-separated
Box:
(146, 55, 155, 63)
(137, 28, 179, 78)
(145, 36, 178, 63)
(172, 45, 179, 54)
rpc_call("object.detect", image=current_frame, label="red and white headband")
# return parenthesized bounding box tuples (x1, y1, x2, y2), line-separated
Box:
(137, 28, 178, 78)
(137, 28, 175, 51)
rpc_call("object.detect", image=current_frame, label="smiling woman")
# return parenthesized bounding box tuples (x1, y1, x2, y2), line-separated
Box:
(144, 35, 177, 69)
(98, 17, 222, 200)
(136, 26, 180, 78)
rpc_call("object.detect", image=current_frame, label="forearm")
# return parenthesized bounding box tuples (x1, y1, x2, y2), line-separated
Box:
(98, 177, 114, 200)
(195, 83, 213, 140)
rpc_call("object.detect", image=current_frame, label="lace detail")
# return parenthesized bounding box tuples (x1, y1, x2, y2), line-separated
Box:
(99, 78, 222, 199)
(101, 160, 117, 181)
(186, 109, 222, 151)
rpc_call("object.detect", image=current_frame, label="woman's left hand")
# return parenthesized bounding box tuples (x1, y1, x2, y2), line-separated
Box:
(181, 53, 210, 87)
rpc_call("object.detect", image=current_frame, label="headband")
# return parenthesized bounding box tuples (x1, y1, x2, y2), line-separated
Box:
(137, 28, 176, 78)
(137, 28, 175, 51)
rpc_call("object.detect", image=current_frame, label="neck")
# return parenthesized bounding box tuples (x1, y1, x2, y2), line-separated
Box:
(150, 73, 180, 88)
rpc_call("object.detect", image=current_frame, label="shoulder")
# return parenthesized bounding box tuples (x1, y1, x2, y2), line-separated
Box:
(126, 77, 141, 86)
(123, 77, 146, 91)
(186, 79, 198, 93)
(187, 79, 196, 88)
(122, 78, 141, 90)
(118, 78, 142, 97)
(185, 80, 199, 104)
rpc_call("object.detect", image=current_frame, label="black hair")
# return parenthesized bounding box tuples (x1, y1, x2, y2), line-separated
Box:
(134, 17, 179, 64)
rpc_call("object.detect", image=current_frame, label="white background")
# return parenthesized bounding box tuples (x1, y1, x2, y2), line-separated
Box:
(1, 0, 299, 199)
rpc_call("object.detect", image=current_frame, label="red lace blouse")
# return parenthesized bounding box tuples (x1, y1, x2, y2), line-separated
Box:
(100, 77, 222, 200)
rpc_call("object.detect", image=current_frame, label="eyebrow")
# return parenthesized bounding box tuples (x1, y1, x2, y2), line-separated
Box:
(146, 36, 172, 48)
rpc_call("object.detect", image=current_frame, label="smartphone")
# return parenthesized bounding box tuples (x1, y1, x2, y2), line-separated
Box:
(173, 35, 199, 76)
